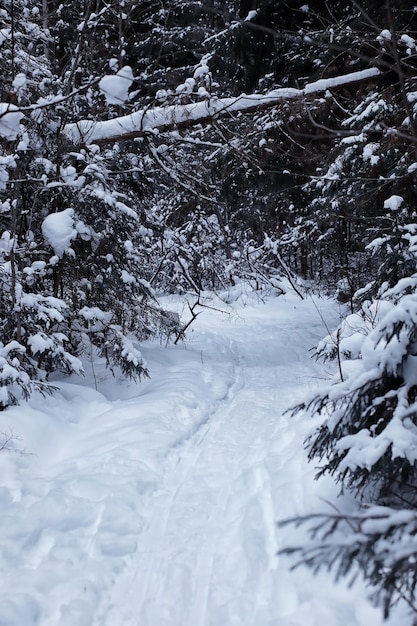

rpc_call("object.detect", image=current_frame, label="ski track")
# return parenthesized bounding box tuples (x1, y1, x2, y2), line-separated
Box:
(0, 291, 401, 625)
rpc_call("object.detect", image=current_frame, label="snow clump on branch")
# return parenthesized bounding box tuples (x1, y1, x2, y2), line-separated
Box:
(99, 66, 134, 105)
(0, 103, 24, 140)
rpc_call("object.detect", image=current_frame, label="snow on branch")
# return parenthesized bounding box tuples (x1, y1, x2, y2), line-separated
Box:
(0, 103, 25, 140)
(63, 68, 381, 147)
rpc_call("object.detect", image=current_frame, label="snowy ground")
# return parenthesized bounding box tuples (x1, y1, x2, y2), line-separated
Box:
(0, 285, 402, 625)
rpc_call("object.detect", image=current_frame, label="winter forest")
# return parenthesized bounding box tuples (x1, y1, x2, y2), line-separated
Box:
(2, 0, 417, 624)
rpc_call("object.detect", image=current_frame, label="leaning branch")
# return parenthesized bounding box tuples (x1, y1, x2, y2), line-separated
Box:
(62, 68, 381, 147)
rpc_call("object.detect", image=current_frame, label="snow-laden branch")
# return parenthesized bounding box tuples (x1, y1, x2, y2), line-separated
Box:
(0, 103, 25, 140)
(63, 68, 381, 147)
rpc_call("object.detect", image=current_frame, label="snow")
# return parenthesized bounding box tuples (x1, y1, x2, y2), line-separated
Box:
(121, 269, 135, 283)
(193, 63, 210, 79)
(0, 285, 403, 625)
(377, 29, 392, 45)
(27, 333, 54, 355)
(0, 103, 24, 140)
(12, 72, 27, 96)
(384, 194, 404, 211)
(362, 142, 380, 165)
(99, 66, 134, 105)
(0, 155, 17, 190)
(79, 306, 112, 323)
(0, 28, 10, 46)
(42, 208, 77, 257)
(60, 165, 86, 188)
(303, 68, 380, 94)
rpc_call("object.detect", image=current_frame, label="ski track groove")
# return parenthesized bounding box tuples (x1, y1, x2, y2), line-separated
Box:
(108, 340, 246, 625)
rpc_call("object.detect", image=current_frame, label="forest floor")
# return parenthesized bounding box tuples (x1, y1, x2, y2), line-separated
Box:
(0, 283, 403, 625)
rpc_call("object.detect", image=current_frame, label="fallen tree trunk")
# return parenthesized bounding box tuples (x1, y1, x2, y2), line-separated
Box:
(63, 68, 381, 147)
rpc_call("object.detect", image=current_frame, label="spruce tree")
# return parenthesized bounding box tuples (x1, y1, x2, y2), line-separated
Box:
(280, 4, 417, 620)
(0, 0, 181, 407)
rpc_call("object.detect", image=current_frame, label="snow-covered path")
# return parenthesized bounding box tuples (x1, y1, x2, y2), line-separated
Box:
(126, 307, 317, 626)
(0, 288, 398, 625)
